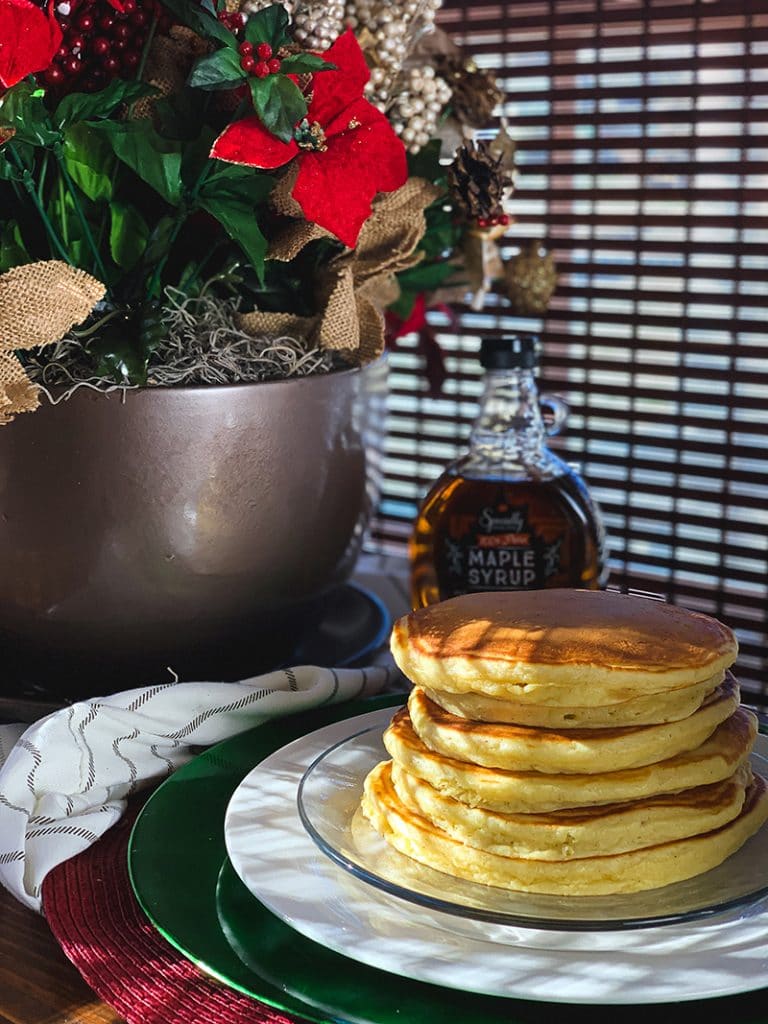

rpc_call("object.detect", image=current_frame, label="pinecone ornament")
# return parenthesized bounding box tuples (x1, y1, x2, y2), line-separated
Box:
(504, 242, 557, 316)
(293, 0, 345, 51)
(390, 65, 452, 153)
(435, 53, 502, 128)
(448, 139, 513, 230)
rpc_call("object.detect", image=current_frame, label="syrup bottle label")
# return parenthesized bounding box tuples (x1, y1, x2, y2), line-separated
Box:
(437, 499, 564, 597)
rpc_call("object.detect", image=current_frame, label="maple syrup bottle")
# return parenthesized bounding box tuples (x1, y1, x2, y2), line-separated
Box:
(409, 334, 608, 607)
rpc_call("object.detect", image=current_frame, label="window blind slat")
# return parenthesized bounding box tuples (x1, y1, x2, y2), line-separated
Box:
(370, 0, 768, 694)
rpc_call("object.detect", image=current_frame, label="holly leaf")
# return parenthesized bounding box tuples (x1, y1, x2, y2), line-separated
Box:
(279, 54, 337, 74)
(197, 194, 268, 284)
(189, 47, 245, 91)
(249, 75, 306, 144)
(62, 123, 115, 202)
(54, 81, 157, 128)
(110, 201, 150, 270)
(158, 0, 235, 46)
(397, 260, 458, 292)
(420, 201, 461, 259)
(88, 301, 164, 386)
(244, 4, 291, 49)
(96, 121, 183, 205)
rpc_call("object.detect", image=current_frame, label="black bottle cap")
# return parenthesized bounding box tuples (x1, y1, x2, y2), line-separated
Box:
(480, 334, 539, 370)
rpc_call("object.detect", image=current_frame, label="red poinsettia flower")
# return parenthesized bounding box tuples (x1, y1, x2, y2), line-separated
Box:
(211, 30, 408, 248)
(0, 0, 62, 88)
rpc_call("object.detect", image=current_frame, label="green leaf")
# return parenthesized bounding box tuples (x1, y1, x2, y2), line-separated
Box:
(54, 81, 157, 128)
(189, 47, 245, 91)
(201, 163, 274, 207)
(96, 121, 183, 205)
(110, 201, 150, 270)
(180, 128, 218, 189)
(244, 4, 291, 48)
(88, 302, 164, 386)
(397, 260, 458, 292)
(0, 221, 30, 273)
(279, 54, 337, 74)
(62, 123, 115, 203)
(0, 83, 59, 147)
(388, 287, 418, 322)
(143, 214, 177, 266)
(198, 194, 268, 284)
(160, 0, 235, 46)
(0, 152, 14, 181)
(407, 139, 445, 184)
(249, 75, 306, 144)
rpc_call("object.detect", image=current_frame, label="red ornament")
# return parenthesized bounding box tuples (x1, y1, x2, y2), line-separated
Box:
(0, 0, 63, 88)
(211, 30, 408, 248)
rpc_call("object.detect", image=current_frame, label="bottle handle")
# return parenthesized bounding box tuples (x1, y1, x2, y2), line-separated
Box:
(539, 393, 568, 436)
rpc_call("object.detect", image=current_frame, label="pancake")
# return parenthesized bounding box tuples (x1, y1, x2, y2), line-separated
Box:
(406, 677, 740, 774)
(422, 673, 723, 729)
(383, 705, 757, 813)
(389, 760, 753, 860)
(391, 590, 738, 702)
(361, 763, 768, 895)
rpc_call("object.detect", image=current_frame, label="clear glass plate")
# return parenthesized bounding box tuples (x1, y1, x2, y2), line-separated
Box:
(297, 724, 768, 930)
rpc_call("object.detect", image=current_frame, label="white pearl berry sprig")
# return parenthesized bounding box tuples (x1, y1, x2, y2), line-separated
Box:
(389, 65, 452, 153)
(240, 0, 297, 14)
(352, 0, 442, 109)
(293, 0, 345, 51)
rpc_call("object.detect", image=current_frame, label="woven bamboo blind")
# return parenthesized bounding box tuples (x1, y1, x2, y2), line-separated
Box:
(369, 0, 768, 695)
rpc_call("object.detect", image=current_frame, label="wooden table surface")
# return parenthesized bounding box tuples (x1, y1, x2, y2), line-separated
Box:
(0, 883, 123, 1024)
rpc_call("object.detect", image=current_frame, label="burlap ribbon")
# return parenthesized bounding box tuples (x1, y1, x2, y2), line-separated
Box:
(0, 262, 104, 424)
(237, 175, 441, 364)
(131, 26, 210, 120)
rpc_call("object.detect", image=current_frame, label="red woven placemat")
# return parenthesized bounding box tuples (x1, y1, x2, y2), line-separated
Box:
(41, 805, 311, 1024)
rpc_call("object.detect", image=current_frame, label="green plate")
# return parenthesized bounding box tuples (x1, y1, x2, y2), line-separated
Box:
(129, 696, 768, 1024)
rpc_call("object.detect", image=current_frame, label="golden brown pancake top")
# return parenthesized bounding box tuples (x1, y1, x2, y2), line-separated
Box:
(395, 590, 737, 673)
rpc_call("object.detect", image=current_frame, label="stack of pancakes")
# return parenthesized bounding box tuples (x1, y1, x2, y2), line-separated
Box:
(361, 590, 768, 896)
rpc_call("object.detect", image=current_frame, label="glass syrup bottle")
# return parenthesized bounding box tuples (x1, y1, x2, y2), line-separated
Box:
(409, 334, 608, 608)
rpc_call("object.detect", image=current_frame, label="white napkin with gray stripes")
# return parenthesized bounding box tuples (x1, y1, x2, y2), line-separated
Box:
(0, 664, 390, 912)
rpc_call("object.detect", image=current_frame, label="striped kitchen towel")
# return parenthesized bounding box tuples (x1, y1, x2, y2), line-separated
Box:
(0, 664, 391, 912)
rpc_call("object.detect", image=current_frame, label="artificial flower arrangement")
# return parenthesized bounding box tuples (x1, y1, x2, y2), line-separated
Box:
(0, 0, 557, 423)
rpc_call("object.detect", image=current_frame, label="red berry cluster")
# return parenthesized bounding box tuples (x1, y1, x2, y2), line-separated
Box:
(238, 41, 281, 79)
(477, 213, 511, 229)
(43, 0, 172, 93)
(217, 10, 244, 32)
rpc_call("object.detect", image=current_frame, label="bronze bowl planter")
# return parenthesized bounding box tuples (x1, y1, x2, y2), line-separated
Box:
(0, 359, 387, 695)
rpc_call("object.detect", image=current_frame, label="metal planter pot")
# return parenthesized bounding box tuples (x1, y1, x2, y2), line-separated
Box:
(0, 359, 387, 694)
